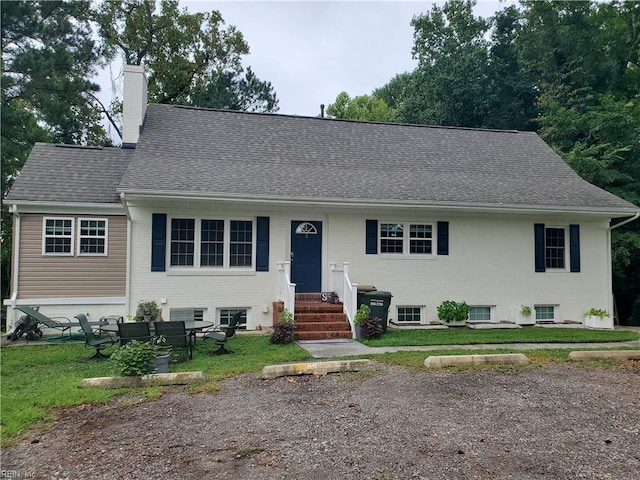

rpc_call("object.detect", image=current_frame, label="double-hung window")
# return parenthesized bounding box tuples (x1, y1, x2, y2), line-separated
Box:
(170, 218, 254, 269)
(43, 217, 74, 255)
(380, 222, 433, 255)
(230, 220, 253, 267)
(200, 220, 224, 267)
(545, 227, 566, 269)
(78, 219, 107, 255)
(170, 219, 195, 266)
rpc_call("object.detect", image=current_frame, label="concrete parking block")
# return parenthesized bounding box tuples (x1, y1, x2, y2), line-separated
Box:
(80, 371, 206, 388)
(424, 353, 529, 368)
(262, 359, 374, 379)
(568, 350, 640, 361)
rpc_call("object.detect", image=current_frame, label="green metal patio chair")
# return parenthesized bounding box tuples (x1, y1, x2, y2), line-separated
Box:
(75, 314, 119, 359)
(203, 311, 241, 355)
(154, 320, 193, 360)
(117, 322, 152, 346)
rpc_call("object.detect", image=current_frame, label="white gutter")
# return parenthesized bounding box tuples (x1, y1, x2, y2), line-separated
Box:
(119, 189, 638, 218)
(609, 212, 640, 230)
(120, 193, 132, 317)
(3, 200, 125, 215)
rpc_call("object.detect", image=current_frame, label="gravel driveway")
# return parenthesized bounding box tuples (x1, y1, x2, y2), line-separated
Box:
(3, 362, 639, 480)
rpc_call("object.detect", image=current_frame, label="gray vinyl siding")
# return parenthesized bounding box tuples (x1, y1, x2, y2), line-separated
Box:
(16, 214, 126, 298)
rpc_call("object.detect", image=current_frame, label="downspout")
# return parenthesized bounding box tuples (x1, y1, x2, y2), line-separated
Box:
(120, 193, 132, 318)
(9, 205, 20, 313)
(609, 212, 640, 231)
(607, 212, 639, 324)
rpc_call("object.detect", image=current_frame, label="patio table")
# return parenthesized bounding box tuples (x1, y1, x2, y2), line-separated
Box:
(101, 320, 215, 342)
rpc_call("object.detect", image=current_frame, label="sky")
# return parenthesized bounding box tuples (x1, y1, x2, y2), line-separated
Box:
(99, 0, 512, 124)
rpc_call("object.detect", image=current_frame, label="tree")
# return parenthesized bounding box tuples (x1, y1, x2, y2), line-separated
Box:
(399, 0, 491, 127)
(373, 72, 413, 111)
(1, 0, 109, 302)
(518, 0, 640, 322)
(326, 91, 397, 122)
(191, 67, 278, 113)
(397, 0, 536, 130)
(93, 0, 278, 131)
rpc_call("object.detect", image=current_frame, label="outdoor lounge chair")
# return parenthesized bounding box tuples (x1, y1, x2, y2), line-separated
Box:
(75, 314, 119, 359)
(118, 322, 152, 346)
(13, 305, 77, 337)
(203, 311, 241, 355)
(154, 320, 193, 360)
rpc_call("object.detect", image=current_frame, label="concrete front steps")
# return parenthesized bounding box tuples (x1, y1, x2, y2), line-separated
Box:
(294, 294, 352, 341)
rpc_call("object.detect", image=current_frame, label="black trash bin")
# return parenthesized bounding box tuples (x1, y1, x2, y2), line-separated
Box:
(357, 291, 393, 332)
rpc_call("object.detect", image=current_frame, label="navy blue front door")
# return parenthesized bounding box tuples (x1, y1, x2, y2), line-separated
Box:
(291, 221, 322, 293)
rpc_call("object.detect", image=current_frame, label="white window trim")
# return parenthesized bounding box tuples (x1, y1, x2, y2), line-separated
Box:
(77, 218, 108, 256)
(42, 217, 74, 256)
(218, 307, 249, 329)
(534, 304, 559, 322)
(396, 305, 424, 324)
(468, 305, 495, 322)
(379, 221, 435, 257)
(545, 226, 569, 272)
(168, 217, 256, 271)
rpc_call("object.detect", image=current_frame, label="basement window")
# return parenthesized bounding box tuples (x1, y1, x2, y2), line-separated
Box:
(468, 306, 493, 322)
(219, 308, 247, 330)
(535, 305, 557, 322)
(396, 306, 421, 324)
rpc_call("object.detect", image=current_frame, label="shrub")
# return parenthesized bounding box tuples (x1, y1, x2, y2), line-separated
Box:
(135, 300, 162, 322)
(520, 305, 532, 317)
(110, 340, 159, 376)
(360, 316, 383, 339)
(271, 308, 295, 344)
(437, 300, 469, 323)
(584, 308, 610, 319)
(354, 304, 371, 325)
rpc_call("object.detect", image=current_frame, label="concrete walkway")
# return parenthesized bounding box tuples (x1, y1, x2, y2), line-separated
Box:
(297, 338, 640, 359)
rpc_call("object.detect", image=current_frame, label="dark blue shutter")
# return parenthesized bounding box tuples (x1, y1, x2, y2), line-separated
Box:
(437, 221, 449, 255)
(256, 216, 270, 272)
(569, 224, 580, 272)
(366, 220, 378, 254)
(151, 214, 167, 272)
(534, 223, 545, 272)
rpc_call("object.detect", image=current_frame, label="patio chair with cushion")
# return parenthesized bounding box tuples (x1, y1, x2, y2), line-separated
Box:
(203, 310, 241, 355)
(75, 314, 119, 359)
(118, 322, 152, 346)
(154, 320, 193, 360)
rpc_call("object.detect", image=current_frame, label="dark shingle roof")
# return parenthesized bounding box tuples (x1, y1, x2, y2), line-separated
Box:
(6, 143, 133, 204)
(117, 104, 637, 212)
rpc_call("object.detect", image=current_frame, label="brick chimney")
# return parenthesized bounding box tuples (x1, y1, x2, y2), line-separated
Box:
(122, 65, 148, 148)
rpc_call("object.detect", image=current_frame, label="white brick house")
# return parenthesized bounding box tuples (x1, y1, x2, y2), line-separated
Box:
(5, 65, 639, 335)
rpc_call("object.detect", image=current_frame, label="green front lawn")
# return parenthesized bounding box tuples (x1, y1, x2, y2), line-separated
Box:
(361, 326, 640, 347)
(1, 327, 638, 446)
(0, 335, 312, 446)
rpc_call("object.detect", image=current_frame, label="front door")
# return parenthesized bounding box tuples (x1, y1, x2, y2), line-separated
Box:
(290, 220, 322, 293)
